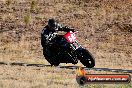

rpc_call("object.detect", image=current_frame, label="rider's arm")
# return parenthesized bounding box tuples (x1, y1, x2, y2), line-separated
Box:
(57, 24, 75, 32)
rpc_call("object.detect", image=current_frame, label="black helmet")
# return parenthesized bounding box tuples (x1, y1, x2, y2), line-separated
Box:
(48, 19, 58, 29)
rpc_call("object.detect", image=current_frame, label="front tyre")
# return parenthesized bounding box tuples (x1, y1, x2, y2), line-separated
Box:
(78, 48, 95, 68)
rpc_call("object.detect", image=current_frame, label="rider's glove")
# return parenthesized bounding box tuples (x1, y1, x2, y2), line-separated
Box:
(64, 26, 76, 32)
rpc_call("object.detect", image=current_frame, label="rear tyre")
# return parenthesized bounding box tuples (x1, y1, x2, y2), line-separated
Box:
(43, 49, 60, 66)
(79, 49, 95, 68)
(50, 61, 60, 66)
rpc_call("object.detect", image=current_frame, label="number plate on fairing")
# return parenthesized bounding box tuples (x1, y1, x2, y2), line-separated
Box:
(64, 31, 76, 43)
(64, 31, 81, 50)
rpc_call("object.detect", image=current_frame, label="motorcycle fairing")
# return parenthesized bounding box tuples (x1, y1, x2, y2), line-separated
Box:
(64, 31, 76, 43)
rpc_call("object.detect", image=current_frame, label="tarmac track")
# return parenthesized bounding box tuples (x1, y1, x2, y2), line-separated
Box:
(0, 62, 132, 74)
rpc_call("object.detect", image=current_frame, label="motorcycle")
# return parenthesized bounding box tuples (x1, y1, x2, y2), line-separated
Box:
(42, 31, 95, 68)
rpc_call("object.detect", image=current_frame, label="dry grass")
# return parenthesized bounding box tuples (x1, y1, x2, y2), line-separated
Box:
(0, 0, 132, 87)
(0, 65, 131, 88)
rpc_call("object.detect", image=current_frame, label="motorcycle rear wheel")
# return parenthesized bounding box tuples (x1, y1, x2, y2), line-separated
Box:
(50, 60, 60, 66)
(43, 49, 60, 66)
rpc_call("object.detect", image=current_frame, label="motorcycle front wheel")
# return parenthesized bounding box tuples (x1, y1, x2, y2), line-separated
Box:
(78, 48, 95, 68)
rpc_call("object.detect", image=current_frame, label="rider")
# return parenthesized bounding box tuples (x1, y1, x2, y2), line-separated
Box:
(41, 18, 75, 47)
(41, 19, 76, 62)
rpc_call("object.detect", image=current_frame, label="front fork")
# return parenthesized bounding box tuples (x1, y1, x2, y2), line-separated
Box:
(76, 47, 85, 59)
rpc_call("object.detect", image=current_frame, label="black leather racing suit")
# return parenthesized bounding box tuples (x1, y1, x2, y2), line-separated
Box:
(41, 24, 75, 60)
(41, 24, 75, 47)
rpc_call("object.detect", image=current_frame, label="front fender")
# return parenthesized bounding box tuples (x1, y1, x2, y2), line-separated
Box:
(76, 47, 85, 57)
(76, 47, 94, 60)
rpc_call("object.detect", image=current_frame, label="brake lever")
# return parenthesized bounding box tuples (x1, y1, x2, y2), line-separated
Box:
(74, 31, 79, 34)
